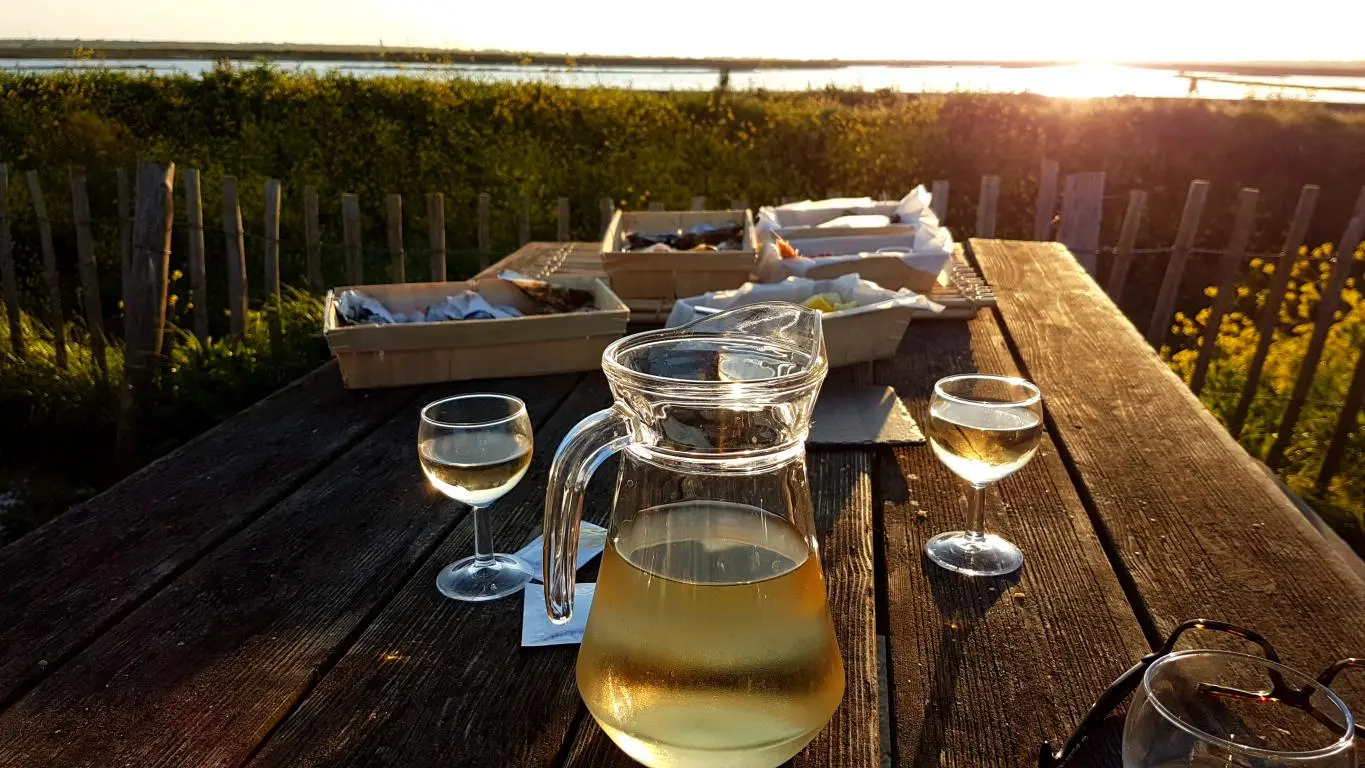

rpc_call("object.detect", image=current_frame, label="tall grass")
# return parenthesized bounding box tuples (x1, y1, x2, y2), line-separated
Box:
(0, 288, 328, 543)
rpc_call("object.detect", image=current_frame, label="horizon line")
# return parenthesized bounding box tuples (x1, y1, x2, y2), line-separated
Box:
(2, 38, 1365, 78)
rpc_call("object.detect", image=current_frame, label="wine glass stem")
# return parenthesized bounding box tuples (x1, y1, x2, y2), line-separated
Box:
(965, 483, 988, 540)
(471, 504, 495, 566)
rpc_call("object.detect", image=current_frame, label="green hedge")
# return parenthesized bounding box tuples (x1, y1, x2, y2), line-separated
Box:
(3, 65, 1365, 336)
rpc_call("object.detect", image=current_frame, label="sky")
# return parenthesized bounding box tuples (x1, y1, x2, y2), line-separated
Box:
(5, 0, 1364, 63)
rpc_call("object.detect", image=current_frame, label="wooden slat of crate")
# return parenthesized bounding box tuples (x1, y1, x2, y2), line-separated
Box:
(482, 242, 996, 323)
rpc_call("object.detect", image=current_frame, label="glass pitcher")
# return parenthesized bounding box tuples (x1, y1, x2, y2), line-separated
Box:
(542, 302, 845, 768)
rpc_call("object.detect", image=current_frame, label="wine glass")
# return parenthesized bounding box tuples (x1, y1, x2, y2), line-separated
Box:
(924, 373, 1043, 577)
(1123, 650, 1355, 767)
(418, 394, 534, 601)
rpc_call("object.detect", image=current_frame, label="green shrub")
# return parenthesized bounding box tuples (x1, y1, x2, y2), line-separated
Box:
(0, 289, 327, 543)
(2, 67, 1364, 325)
(1167, 240, 1365, 550)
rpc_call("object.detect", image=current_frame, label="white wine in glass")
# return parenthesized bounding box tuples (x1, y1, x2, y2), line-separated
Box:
(924, 374, 1043, 577)
(927, 399, 1041, 485)
(418, 393, 534, 601)
(420, 432, 533, 507)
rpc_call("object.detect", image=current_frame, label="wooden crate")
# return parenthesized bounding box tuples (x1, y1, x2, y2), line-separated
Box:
(802, 254, 940, 293)
(323, 277, 628, 389)
(821, 306, 917, 367)
(600, 209, 758, 302)
(670, 298, 915, 368)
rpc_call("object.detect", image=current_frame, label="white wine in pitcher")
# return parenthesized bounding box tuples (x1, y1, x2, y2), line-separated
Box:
(577, 501, 844, 768)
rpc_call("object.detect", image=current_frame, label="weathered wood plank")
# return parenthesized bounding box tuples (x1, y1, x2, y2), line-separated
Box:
(304, 186, 322, 291)
(117, 168, 132, 315)
(477, 192, 491, 269)
(181, 168, 209, 345)
(789, 450, 878, 768)
(263, 179, 283, 352)
(558, 196, 571, 241)
(1145, 180, 1210, 346)
(1317, 336, 1365, 491)
(68, 170, 107, 374)
(975, 175, 1000, 238)
(1056, 172, 1106, 274)
(341, 192, 362, 285)
(1190, 187, 1259, 395)
(874, 313, 1147, 767)
(221, 175, 248, 337)
(1229, 185, 1319, 438)
(385, 192, 404, 283)
(25, 171, 66, 369)
(559, 449, 881, 768)
(0, 373, 581, 767)
(1105, 190, 1146, 304)
(117, 162, 175, 458)
(0, 165, 20, 358)
(930, 180, 949, 223)
(247, 374, 605, 768)
(0, 363, 415, 709)
(970, 238, 1365, 672)
(1033, 159, 1059, 240)
(599, 197, 614, 237)
(426, 192, 446, 281)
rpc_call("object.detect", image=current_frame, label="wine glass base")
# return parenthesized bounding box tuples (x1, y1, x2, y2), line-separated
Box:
(436, 554, 534, 601)
(924, 531, 1023, 577)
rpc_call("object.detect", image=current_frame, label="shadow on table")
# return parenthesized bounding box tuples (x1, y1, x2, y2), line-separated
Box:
(909, 552, 1021, 766)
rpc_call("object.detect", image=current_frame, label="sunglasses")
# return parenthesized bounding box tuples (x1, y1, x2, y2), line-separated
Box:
(1039, 618, 1364, 767)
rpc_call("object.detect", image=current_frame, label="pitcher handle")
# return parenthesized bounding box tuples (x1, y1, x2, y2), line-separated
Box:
(543, 405, 630, 624)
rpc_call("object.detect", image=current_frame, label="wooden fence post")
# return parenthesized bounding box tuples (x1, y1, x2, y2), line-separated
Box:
(1230, 185, 1320, 438)
(729, 198, 748, 212)
(1056, 172, 1107, 273)
(0, 165, 20, 359)
(1267, 201, 1365, 469)
(304, 186, 322, 292)
(1190, 188, 1259, 395)
(25, 171, 66, 369)
(557, 197, 571, 241)
(264, 179, 283, 353)
(975, 175, 1000, 237)
(599, 197, 614, 238)
(427, 193, 446, 281)
(1317, 337, 1365, 492)
(221, 176, 248, 337)
(385, 193, 404, 283)
(477, 192, 491, 269)
(341, 193, 362, 285)
(1033, 159, 1060, 240)
(691, 196, 707, 211)
(648, 201, 666, 212)
(118, 161, 175, 460)
(69, 169, 107, 374)
(182, 168, 209, 345)
(117, 168, 131, 307)
(1145, 180, 1211, 346)
(1106, 190, 1147, 303)
(929, 180, 949, 223)
(518, 196, 531, 247)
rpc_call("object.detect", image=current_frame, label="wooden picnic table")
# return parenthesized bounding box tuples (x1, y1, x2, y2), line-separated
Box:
(1, 239, 1363, 768)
